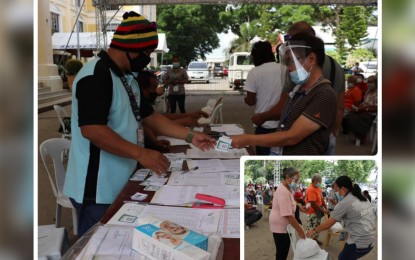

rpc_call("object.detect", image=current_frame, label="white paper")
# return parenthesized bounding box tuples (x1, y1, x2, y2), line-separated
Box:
(146, 175, 169, 184)
(219, 209, 240, 238)
(157, 136, 188, 146)
(107, 203, 147, 226)
(211, 124, 244, 135)
(140, 205, 221, 234)
(76, 225, 145, 260)
(186, 148, 249, 159)
(224, 173, 240, 186)
(221, 159, 240, 172)
(163, 152, 187, 162)
(151, 185, 240, 207)
(187, 159, 226, 173)
(167, 171, 224, 186)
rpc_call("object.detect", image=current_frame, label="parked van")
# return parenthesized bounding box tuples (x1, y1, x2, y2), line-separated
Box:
(187, 61, 209, 83)
(228, 52, 254, 89)
(359, 60, 378, 79)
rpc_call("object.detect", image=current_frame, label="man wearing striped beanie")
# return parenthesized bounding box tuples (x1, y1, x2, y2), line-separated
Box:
(64, 12, 216, 236)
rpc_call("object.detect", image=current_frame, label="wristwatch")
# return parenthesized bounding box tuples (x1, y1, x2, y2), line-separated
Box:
(185, 130, 194, 143)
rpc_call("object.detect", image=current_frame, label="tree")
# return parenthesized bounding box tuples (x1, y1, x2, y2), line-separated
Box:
(228, 20, 260, 53)
(346, 48, 375, 68)
(157, 5, 227, 64)
(333, 160, 376, 183)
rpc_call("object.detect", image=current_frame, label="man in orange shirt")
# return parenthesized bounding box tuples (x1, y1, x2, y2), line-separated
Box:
(344, 76, 363, 112)
(305, 173, 329, 244)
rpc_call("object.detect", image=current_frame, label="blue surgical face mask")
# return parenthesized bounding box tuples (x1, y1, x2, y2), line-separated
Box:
(289, 57, 310, 85)
(289, 182, 297, 190)
(315, 182, 321, 188)
(172, 62, 180, 68)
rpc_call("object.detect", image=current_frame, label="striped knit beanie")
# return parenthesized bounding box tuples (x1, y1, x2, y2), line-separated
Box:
(110, 11, 158, 53)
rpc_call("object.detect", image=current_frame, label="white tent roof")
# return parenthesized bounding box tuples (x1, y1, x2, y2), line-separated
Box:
(95, 0, 376, 5)
(52, 32, 169, 53)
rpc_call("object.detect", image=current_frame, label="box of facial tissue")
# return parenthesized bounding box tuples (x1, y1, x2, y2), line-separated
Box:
(132, 216, 210, 260)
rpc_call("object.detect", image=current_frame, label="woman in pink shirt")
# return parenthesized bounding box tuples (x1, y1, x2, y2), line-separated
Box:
(270, 168, 306, 259)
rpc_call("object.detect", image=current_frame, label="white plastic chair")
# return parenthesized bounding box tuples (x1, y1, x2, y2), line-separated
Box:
(287, 224, 329, 260)
(209, 103, 223, 124)
(53, 105, 71, 140)
(40, 138, 78, 236)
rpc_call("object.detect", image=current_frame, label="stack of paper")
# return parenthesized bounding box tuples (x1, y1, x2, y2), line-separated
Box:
(211, 124, 244, 135)
(157, 136, 188, 146)
(186, 148, 249, 159)
(151, 185, 240, 207)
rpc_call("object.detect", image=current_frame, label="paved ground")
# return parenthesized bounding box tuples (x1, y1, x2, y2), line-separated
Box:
(245, 209, 378, 260)
(37, 87, 376, 248)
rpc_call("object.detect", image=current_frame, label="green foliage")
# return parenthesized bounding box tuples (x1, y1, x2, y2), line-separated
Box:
(157, 5, 227, 64)
(244, 160, 376, 185)
(339, 7, 369, 49)
(64, 59, 83, 75)
(345, 48, 376, 68)
(255, 177, 267, 185)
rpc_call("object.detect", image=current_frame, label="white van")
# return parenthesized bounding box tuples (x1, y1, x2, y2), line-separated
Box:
(228, 52, 254, 89)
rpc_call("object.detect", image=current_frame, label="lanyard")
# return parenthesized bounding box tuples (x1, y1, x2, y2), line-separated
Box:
(280, 91, 305, 129)
(120, 76, 142, 123)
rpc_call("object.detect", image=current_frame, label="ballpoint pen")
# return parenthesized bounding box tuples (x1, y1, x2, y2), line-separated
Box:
(180, 166, 199, 174)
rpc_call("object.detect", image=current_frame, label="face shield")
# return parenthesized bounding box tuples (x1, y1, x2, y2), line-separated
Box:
(279, 41, 312, 88)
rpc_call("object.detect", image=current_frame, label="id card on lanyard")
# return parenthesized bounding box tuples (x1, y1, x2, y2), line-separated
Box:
(120, 75, 144, 147)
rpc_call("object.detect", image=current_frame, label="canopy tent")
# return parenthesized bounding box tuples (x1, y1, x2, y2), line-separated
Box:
(52, 32, 169, 57)
(94, 0, 376, 6)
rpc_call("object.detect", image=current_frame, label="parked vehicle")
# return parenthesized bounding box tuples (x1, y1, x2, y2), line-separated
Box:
(187, 61, 209, 83)
(359, 60, 378, 79)
(213, 66, 224, 78)
(223, 67, 228, 77)
(228, 52, 254, 89)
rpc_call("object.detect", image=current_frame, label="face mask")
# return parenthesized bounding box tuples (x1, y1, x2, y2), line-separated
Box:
(336, 192, 344, 201)
(356, 78, 363, 83)
(314, 182, 321, 188)
(289, 182, 297, 190)
(289, 57, 310, 85)
(368, 83, 376, 90)
(127, 52, 151, 72)
(347, 82, 354, 88)
(172, 62, 180, 68)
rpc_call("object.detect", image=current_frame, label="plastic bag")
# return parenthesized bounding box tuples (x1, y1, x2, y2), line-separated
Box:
(295, 238, 321, 258)
(330, 222, 343, 233)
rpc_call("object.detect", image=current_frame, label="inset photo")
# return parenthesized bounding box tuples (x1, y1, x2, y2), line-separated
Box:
(243, 159, 378, 260)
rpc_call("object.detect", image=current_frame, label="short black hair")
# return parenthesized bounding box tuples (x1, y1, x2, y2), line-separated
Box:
(288, 21, 316, 37)
(137, 70, 157, 89)
(288, 33, 325, 68)
(251, 41, 276, 66)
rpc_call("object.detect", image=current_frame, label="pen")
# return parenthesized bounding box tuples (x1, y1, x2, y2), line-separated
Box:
(180, 166, 199, 174)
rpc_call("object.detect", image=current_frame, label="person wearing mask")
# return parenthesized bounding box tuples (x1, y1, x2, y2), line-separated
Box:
(244, 41, 283, 155)
(327, 183, 338, 212)
(347, 75, 378, 143)
(355, 74, 368, 95)
(305, 174, 328, 245)
(351, 62, 364, 75)
(63, 12, 215, 236)
(250, 21, 345, 155)
(270, 167, 305, 260)
(163, 56, 189, 114)
(342, 75, 363, 135)
(231, 33, 337, 155)
(136, 70, 210, 151)
(306, 176, 376, 260)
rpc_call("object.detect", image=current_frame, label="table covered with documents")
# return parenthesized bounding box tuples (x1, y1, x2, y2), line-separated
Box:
(62, 124, 248, 260)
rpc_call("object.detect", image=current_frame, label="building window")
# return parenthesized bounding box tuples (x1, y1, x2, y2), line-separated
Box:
(105, 23, 119, 32)
(50, 12, 60, 34)
(78, 21, 84, 32)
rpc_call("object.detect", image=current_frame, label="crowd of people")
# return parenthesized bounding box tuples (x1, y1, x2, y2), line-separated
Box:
(245, 168, 377, 260)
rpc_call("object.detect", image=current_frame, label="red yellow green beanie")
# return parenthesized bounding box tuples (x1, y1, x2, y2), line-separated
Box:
(110, 11, 158, 53)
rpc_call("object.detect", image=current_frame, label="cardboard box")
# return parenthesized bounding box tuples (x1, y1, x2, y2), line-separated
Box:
(132, 216, 210, 260)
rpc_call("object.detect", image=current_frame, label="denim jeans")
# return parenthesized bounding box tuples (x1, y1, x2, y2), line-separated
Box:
(70, 198, 110, 236)
(338, 243, 373, 260)
(168, 94, 186, 113)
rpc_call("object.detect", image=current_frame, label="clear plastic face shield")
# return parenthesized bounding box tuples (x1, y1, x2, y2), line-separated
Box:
(278, 41, 312, 87)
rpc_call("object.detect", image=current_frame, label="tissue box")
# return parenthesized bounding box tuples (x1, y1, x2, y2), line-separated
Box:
(132, 216, 210, 260)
